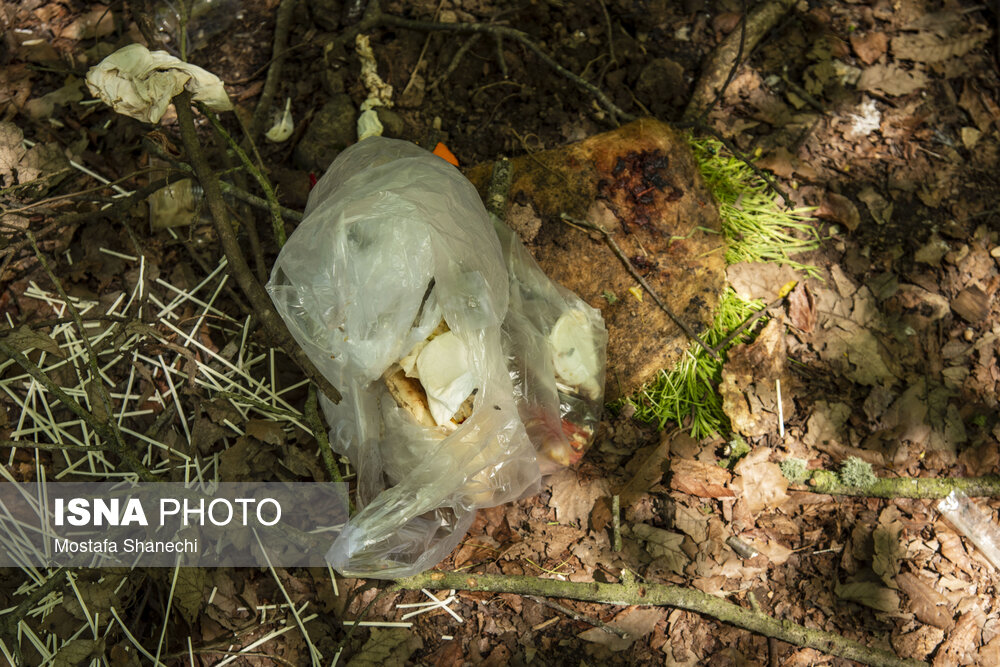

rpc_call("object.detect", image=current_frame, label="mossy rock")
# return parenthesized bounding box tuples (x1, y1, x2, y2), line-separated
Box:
(466, 119, 726, 400)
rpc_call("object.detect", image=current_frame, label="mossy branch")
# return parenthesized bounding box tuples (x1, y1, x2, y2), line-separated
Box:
(801, 471, 1000, 499)
(395, 571, 925, 667)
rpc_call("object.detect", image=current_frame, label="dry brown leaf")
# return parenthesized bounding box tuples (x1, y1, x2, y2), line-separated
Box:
(579, 608, 666, 651)
(548, 469, 609, 528)
(673, 503, 709, 543)
(691, 575, 727, 596)
(754, 537, 793, 565)
(668, 459, 735, 499)
(951, 285, 991, 323)
(720, 318, 792, 438)
(892, 30, 992, 63)
(959, 81, 996, 132)
(895, 571, 954, 630)
(892, 625, 945, 661)
(857, 186, 893, 225)
(726, 262, 799, 303)
(935, 524, 976, 575)
(873, 510, 905, 588)
(933, 611, 980, 667)
(756, 146, 818, 181)
(803, 401, 850, 449)
(786, 282, 816, 333)
(857, 63, 928, 97)
(57, 5, 116, 40)
(978, 634, 1000, 665)
(732, 447, 789, 512)
(618, 435, 670, 508)
(833, 580, 900, 612)
(630, 524, 689, 573)
(850, 32, 889, 65)
(815, 192, 860, 231)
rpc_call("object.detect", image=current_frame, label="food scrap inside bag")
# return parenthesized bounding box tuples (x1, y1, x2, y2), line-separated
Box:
(267, 137, 606, 578)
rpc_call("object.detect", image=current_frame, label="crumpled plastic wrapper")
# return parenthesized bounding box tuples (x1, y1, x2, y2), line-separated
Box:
(85, 43, 232, 123)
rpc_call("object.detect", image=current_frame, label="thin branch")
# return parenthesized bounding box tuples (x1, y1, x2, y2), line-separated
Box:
(379, 13, 635, 124)
(140, 136, 303, 222)
(560, 213, 720, 361)
(710, 296, 779, 354)
(684, 0, 796, 121)
(305, 386, 351, 498)
(430, 34, 481, 91)
(525, 595, 629, 639)
(198, 103, 288, 246)
(0, 338, 156, 481)
(697, 0, 747, 127)
(0, 168, 155, 216)
(171, 91, 342, 404)
(395, 571, 925, 667)
(250, 0, 297, 142)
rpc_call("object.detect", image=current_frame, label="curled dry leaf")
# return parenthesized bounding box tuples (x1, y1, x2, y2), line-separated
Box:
(786, 282, 816, 333)
(815, 192, 860, 231)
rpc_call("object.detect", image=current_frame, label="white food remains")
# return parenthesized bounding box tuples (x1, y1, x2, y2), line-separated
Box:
(415, 331, 478, 426)
(549, 309, 600, 399)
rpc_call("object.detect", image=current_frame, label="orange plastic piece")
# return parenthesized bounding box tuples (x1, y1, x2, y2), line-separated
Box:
(432, 142, 459, 167)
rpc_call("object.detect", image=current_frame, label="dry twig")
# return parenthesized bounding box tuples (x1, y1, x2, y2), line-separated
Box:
(684, 0, 797, 121)
(560, 213, 719, 361)
(396, 571, 926, 667)
(172, 91, 342, 404)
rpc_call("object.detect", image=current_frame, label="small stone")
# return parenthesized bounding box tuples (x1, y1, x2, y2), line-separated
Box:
(635, 58, 686, 117)
(963, 327, 975, 342)
(293, 94, 357, 173)
(376, 108, 406, 137)
(952, 286, 991, 323)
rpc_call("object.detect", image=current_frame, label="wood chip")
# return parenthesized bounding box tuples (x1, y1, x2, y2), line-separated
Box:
(951, 285, 990, 323)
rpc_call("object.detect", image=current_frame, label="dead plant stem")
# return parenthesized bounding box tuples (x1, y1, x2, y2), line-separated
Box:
(199, 103, 288, 246)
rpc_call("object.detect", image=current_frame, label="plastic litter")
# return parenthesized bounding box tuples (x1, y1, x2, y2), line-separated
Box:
(937, 489, 1000, 570)
(85, 43, 232, 124)
(267, 137, 606, 578)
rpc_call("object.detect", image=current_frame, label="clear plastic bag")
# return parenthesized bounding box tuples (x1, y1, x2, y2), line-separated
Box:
(267, 137, 606, 578)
